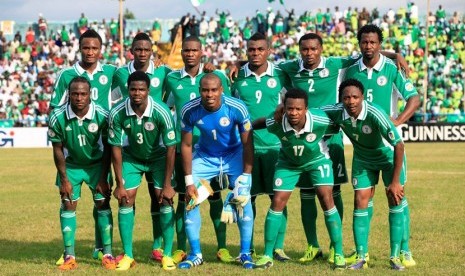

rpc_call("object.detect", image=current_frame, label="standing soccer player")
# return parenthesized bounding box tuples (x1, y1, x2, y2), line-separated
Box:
(48, 77, 115, 270)
(178, 73, 254, 269)
(51, 30, 116, 265)
(108, 71, 177, 271)
(231, 32, 291, 260)
(252, 88, 345, 270)
(343, 24, 419, 268)
(322, 78, 409, 270)
(164, 36, 234, 264)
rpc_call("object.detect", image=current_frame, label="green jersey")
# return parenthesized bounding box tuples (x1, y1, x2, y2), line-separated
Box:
(111, 60, 172, 102)
(165, 65, 231, 140)
(266, 108, 333, 169)
(279, 56, 359, 107)
(51, 62, 117, 110)
(343, 54, 418, 117)
(108, 96, 177, 162)
(232, 61, 290, 149)
(322, 101, 402, 164)
(48, 102, 109, 167)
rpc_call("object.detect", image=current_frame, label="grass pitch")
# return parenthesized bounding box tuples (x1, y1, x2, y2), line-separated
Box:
(0, 143, 464, 275)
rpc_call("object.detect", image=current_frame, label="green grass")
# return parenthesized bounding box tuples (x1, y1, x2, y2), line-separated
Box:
(1, 143, 465, 275)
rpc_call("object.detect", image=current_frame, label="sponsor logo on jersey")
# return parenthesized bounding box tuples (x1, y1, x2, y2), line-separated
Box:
(151, 77, 160, 88)
(377, 76, 387, 86)
(405, 82, 414, 91)
(144, 122, 155, 131)
(88, 123, 98, 133)
(388, 131, 395, 140)
(352, 177, 358, 187)
(125, 124, 131, 129)
(243, 120, 251, 131)
(241, 81, 248, 87)
(319, 68, 329, 78)
(167, 130, 175, 140)
(306, 133, 316, 142)
(362, 125, 372, 134)
(281, 136, 288, 141)
(294, 73, 301, 78)
(177, 84, 183, 89)
(267, 78, 277, 88)
(219, 117, 230, 127)
(99, 75, 108, 85)
(275, 178, 283, 187)
(48, 129, 56, 137)
(197, 119, 204, 125)
(66, 125, 72, 131)
(109, 129, 115, 138)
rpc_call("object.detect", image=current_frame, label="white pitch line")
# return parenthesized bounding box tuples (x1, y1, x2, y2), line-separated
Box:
(346, 169, 465, 175)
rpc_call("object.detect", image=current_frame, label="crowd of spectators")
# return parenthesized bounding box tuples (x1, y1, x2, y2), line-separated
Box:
(0, 4, 464, 127)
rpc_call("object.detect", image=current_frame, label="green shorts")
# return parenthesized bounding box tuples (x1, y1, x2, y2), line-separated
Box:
(250, 148, 279, 196)
(55, 163, 110, 201)
(351, 157, 407, 191)
(325, 133, 348, 185)
(274, 159, 334, 192)
(122, 154, 167, 190)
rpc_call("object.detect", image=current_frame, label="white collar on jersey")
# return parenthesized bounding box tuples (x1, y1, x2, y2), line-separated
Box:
(66, 101, 95, 120)
(243, 61, 274, 77)
(298, 57, 326, 72)
(74, 61, 104, 77)
(358, 53, 385, 72)
(128, 60, 155, 74)
(343, 100, 368, 121)
(126, 96, 153, 118)
(282, 112, 312, 134)
(180, 63, 204, 78)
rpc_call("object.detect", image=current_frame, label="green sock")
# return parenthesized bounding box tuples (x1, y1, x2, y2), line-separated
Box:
(209, 198, 226, 250)
(274, 206, 287, 250)
(333, 188, 344, 221)
(160, 205, 175, 257)
(97, 209, 113, 255)
(389, 205, 404, 258)
(264, 209, 282, 257)
(250, 200, 256, 250)
(300, 191, 319, 248)
(366, 198, 374, 252)
(353, 208, 368, 257)
(401, 197, 411, 252)
(118, 206, 134, 258)
(60, 209, 76, 257)
(93, 205, 103, 249)
(324, 207, 343, 256)
(175, 201, 186, 251)
(151, 212, 163, 250)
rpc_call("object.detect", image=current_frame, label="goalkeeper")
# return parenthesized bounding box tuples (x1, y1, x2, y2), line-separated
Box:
(179, 73, 255, 269)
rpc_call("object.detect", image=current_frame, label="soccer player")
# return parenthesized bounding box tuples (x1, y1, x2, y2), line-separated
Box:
(52, 29, 117, 266)
(48, 77, 115, 270)
(108, 71, 177, 271)
(231, 32, 291, 260)
(322, 78, 409, 270)
(178, 73, 254, 269)
(252, 88, 345, 270)
(164, 36, 234, 264)
(342, 24, 419, 268)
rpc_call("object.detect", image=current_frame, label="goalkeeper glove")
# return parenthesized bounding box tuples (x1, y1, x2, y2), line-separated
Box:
(220, 192, 237, 224)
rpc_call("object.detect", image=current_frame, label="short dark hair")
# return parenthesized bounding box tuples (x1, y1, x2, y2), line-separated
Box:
(338, 78, 364, 99)
(68, 76, 90, 92)
(284, 88, 308, 107)
(200, 73, 222, 87)
(298, 32, 323, 47)
(248, 32, 269, 46)
(79, 29, 102, 47)
(182, 35, 201, 48)
(357, 24, 383, 43)
(127, 70, 150, 88)
(132, 32, 152, 46)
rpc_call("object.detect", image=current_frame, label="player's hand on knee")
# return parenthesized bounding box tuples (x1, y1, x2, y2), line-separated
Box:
(59, 180, 73, 204)
(113, 186, 129, 205)
(159, 185, 176, 205)
(386, 182, 404, 206)
(221, 192, 237, 224)
(232, 173, 252, 207)
(96, 180, 111, 199)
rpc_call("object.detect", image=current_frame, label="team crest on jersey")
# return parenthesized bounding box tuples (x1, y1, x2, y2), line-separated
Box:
(167, 130, 175, 140)
(267, 78, 277, 88)
(88, 123, 99, 133)
(405, 82, 414, 91)
(219, 117, 230, 127)
(151, 77, 160, 88)
(243, 119, 251, 131)
(275, 178, 283, 187)
(319, 68, 329, 78)
(388, 131, 395, 140)
(377, 76, 387, 86)
(306, 133, 316, 142)
(144, 122, 155, 131)
(362, 125, 372, 134)
(109, 129, 115, 138)
(48, 129, 56, 137)
(352, 178, 358, 187)
(99, 75, 108, 85)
